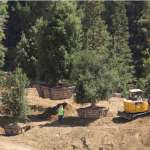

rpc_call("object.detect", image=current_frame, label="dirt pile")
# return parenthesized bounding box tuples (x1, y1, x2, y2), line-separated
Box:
(64, 103, 77, 116)
(38, 102, 77, 120)
(26, 88, 39, 97)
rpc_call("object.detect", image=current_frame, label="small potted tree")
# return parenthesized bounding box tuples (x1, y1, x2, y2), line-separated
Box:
(71, 50, 112, 119)
(1, 68, 30, 135)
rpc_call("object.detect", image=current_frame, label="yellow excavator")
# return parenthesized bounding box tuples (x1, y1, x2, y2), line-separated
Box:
(118, 89, 150, 120)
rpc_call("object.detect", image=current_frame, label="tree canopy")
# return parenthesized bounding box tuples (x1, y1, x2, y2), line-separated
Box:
(0, 2, 7, 68)
(0, 1, 149, 102)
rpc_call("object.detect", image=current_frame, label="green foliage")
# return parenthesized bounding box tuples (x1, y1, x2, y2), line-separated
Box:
(137, 2, 150, 96)
(140, 2, 150, 74)
(33, 1, 82, 85)
(71, 1, 113, 102)
(15, 2, 82, 84)
(145, 74, 150, 97)
(71, 50, 113, 103)
(5, 1, 50, 70)
(16, 30, 38, 80)
(3, 1, 150, 101)
(0, 2, 7, 68)
(137, 76, 150, 98)
(126, 1, 146, 78)
(104, 1, 134, 95)
(0, 71, 7, 88)
(1, 68, 29, 122)
(82, 1, 110, 51)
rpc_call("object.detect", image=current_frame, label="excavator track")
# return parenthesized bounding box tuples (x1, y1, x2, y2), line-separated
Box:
(118, 109, 150, 120)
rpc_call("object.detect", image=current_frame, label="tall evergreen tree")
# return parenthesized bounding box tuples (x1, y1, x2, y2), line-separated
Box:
(0, 2, 7, 68)
(82, 1, 109, 51)
(5, 1, 50, 71)
(126, 1, 145, 78)
(1, 67, 29, 122)
(104, 1, 134, 94)
(16, 30, 38, 80)
(139, 2, 150, 75)
(138, 2, 150, 96)
(17, 1, 82, 83)
(15, 2, 54, 79)
(5, 1, 29, 70)
(71, 1, 114, 102)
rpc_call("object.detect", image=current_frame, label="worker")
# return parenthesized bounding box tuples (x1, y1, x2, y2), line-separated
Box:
(57, 105, 64, 123)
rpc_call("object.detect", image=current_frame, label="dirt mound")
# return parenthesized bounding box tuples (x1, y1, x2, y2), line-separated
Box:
(64, 103, 77, 116)
(37, 102, 77, 120)
(26, 88, 39, 97)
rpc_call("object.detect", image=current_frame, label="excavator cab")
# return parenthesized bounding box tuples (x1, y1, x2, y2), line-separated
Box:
(124, 89, 148, 113)
(118, 89, 150, 120)
(128, 89, 143, 101)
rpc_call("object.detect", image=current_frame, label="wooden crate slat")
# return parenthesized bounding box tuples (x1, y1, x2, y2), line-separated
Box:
(31, 83, 75, 100)
(77, 107, 108, 119)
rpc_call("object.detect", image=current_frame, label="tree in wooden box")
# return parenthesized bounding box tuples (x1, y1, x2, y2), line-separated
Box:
(71, 50, 111, 119)
(70, 1, 112, 118)
(1, 68, 30, 135)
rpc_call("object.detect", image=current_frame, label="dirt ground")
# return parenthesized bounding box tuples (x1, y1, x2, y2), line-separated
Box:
(0, 88, 150, 150)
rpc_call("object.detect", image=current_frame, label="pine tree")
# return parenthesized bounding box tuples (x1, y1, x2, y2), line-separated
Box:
(71, 1, 113, 102)
(139, 2, 150, 75)
(16, 29, 38, 80)
(138, 2, 150, 96)
(126, 1, 145, 78)
(0, 2, 7, 68)
(5, 1, 29, 70)
(104, 1, 134, 95)
(14, 2, 53, 79)
(33, 1, 82, 85)
(1, 68, 29, 122)
(5, 1, 50, 70)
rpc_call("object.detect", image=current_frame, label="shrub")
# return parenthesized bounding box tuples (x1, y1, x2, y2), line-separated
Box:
(71, 50, 113, 103)
(1, 68, 29, 122)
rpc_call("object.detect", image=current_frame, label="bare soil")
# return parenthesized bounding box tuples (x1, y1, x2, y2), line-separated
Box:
(0, 88, 150, 150)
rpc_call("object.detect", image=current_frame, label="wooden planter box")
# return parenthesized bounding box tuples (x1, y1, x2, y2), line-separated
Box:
(77, 106, 109, 119)
(31, 82, 75, 100)
(32, 84, 43, 97)
(50, 86, 75, 100)
(42, 86, 50, 98)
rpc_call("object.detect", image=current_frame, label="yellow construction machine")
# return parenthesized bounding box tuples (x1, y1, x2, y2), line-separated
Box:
(118, 89, 150, 120)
